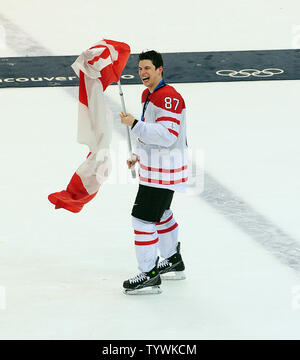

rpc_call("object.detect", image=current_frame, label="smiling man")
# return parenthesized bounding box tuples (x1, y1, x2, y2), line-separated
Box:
(120, 50, 188, 295)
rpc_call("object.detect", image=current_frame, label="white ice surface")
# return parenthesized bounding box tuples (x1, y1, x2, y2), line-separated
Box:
(1, 0, 300, 340)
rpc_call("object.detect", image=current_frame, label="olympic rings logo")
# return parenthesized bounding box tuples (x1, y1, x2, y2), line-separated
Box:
(216, 68, 284, 78)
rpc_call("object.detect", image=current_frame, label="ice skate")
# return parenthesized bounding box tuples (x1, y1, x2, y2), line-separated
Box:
(123, 261, 162, 295)
(158, 242, 186, 280)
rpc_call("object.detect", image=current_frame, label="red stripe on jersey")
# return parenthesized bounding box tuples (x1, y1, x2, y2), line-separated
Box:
(139, 176, 188, 185)
(139, 162, 187, 173)
(156, 117, 180, 125)
(156, 214, 173, 225)
(168, 129, 179, 137)
(157, 223, 178, 234)
(135, 238, 159, 246)
(134, 230, 156, 235)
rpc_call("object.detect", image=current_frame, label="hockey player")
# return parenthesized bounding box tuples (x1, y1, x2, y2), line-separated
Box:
(120, 50, 188, 295)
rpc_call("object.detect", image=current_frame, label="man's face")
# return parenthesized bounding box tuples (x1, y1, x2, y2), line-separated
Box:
(138, 59, 163, 91)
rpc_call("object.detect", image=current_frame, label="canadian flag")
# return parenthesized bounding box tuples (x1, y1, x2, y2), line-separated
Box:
(48, 39, 131, 213)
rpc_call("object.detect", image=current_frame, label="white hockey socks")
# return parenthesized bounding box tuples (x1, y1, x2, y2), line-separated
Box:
(132, 216, 159, 273)
(156, 209, 179, 259)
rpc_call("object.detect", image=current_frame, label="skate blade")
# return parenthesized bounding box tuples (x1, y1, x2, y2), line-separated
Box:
(161, 271, 186, 280)
(123, 285, 162, 295)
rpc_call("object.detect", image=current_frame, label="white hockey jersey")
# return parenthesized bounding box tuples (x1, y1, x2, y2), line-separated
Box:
(131, 83, 188, 192)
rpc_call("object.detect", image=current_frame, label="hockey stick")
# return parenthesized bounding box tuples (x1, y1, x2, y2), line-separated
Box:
(117, 80, 136, 179)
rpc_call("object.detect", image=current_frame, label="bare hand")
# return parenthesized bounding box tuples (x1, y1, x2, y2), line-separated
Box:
(127, 154, 138, 169)
(120, 112, 135, 126)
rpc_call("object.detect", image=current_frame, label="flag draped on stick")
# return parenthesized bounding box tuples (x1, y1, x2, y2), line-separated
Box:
(48, 39, 131, 213)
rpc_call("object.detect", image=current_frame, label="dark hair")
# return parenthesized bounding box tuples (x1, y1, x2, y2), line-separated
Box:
(138, 50, 163, 69)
